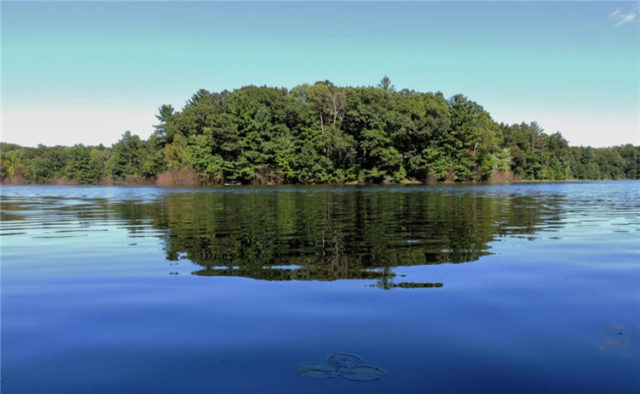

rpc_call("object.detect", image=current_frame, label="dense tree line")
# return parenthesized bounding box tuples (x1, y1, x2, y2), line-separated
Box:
(2, 78, 639, 185)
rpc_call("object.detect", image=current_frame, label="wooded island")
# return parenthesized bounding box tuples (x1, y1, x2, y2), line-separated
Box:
(2, 79, 638, 185)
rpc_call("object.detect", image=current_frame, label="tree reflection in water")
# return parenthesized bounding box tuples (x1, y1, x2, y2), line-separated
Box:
(108, 188, 564, 288)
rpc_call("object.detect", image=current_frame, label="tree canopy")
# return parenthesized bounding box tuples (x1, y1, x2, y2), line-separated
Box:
(2, 78, 638, 185)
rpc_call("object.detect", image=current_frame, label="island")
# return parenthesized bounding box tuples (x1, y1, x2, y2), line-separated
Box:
(2, 78, 638, 185)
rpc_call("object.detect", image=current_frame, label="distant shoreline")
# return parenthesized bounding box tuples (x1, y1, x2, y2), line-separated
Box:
(0, 176, 629, 188)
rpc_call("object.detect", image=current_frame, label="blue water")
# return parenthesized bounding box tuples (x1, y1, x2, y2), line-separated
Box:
(1, 182, 639, 393)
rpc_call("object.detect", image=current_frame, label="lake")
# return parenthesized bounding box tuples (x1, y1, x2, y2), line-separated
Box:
(1, 181, 639, 393)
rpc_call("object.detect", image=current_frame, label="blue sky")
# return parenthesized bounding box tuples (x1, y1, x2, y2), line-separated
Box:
(2, 1, 639, 147)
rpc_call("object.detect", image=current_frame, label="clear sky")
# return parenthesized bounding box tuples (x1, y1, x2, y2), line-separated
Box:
(2, 1, 639, 147)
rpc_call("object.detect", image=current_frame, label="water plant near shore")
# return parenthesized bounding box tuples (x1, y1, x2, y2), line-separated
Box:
(297, 354, 386, 382)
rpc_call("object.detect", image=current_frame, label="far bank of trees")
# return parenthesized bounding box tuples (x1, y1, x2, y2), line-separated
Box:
(2, 79, 639, 185)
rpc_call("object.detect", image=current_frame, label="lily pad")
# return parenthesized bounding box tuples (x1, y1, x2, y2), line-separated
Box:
(339, 365, 386, 382)
(327, 353, 363, 369)
(296, 362, 339, 379)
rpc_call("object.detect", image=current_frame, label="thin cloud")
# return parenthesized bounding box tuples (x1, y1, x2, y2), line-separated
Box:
(610, 3, 639, 26)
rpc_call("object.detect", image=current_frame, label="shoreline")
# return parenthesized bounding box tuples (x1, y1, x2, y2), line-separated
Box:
(0, 178, 628, 188)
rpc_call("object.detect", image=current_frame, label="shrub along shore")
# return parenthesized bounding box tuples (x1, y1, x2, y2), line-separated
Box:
(2, 79, 639, 186)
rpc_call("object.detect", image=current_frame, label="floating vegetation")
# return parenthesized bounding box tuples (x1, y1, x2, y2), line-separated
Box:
(327, 353, 362, 369)
(340, 365, 387, 382)
(296, 362, 338, 379)
(297, 354, 386, 382)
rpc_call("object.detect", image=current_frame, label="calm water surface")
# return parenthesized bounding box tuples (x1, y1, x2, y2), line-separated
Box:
(1, 182, 639, 393)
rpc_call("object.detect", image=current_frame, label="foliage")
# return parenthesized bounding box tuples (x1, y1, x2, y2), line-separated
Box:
(1, 78, 638, 184)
